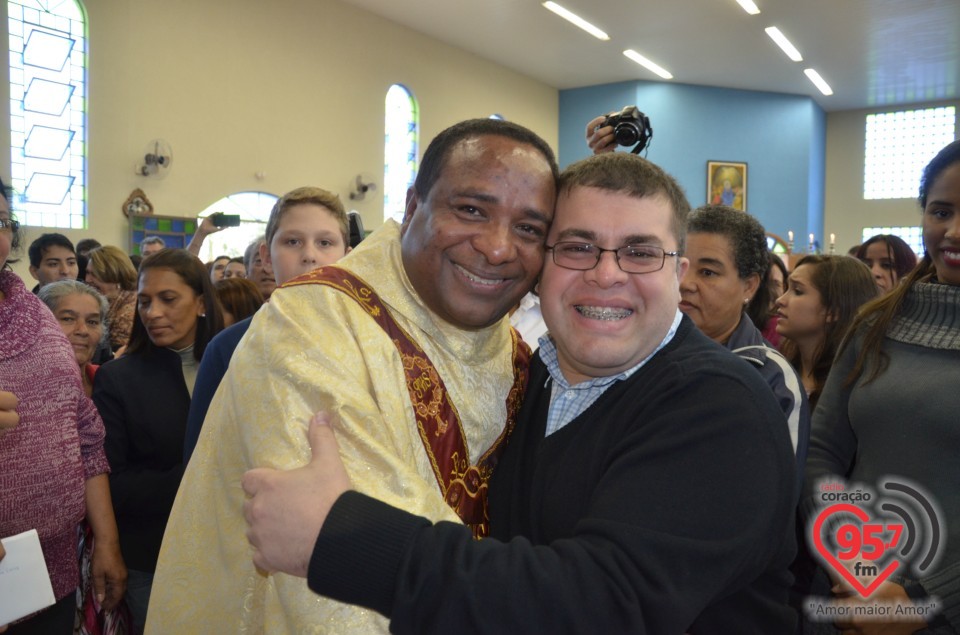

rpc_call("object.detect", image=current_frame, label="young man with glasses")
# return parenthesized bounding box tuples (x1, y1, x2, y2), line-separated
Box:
(241, 152, 798, 633)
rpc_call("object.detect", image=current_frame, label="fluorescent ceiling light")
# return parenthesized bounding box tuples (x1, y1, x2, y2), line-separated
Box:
(804, 68, 833, 95)
(764, 26, 802, 61)
(542, 2, 610, 41)
(623, 49, 673, 79)
(735, 0, 760, 15)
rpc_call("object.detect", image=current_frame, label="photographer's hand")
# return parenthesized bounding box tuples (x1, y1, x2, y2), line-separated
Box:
(186, 214, 227, 257)
(586, 115, 616, 154)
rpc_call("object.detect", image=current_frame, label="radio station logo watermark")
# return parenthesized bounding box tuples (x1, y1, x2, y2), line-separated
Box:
(805, 477, 944, 623)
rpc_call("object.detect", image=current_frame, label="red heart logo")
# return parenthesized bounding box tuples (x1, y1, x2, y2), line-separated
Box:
(811, 503, 903, 597)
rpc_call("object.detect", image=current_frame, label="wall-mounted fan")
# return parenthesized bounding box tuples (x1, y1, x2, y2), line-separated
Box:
(349, 174, 377, 201)
(137, 139, 173, 178)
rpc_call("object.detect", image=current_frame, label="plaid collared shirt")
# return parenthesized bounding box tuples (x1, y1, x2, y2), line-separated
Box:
(538, 310, 683, 437)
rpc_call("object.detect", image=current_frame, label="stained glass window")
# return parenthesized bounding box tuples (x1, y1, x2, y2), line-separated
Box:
(8, 0, 86, 228)
(196, 191, 279, 260)
(384, 84, 418, 223)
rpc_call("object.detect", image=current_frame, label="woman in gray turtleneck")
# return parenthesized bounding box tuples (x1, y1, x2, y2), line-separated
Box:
(93, 248, 224, 633)
(803, 139, 960, 633)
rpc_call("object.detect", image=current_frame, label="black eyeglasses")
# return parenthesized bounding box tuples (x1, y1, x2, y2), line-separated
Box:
(545, 241, 680, 274)
(0, 218, 18, 233)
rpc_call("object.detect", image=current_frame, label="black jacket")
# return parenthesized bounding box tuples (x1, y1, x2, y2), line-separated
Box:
(308, 317, 798, 634)
(93, 347, 188, 572)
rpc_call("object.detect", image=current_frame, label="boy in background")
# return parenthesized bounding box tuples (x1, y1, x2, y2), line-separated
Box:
(27, 233, 79, 292)
(182, 186, 351, 461)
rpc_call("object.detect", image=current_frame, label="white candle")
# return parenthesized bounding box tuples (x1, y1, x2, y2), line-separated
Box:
(788, 230, 794, 242)
(809, 233, 815, 245)
(830, 233, 836, 246)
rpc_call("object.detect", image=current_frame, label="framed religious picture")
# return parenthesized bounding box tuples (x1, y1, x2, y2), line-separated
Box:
(706, 161, 747, 211)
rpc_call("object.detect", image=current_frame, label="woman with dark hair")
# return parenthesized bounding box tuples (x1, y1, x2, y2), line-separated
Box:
(208, 255, 231, 283)
(801, 140, 960, 633)
(775, 255, 878, 408)
(761, 252, 788, 346)
(93, 249, 223, 632)
(222, 256, 246, 279)
(679, 205, 809, 482)
(214, 276, 263, 326)
(1, 180, 126, 633)
(854, 233, 919, 294)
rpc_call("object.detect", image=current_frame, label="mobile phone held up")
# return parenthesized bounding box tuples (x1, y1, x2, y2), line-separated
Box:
(212, 212, 241, 228)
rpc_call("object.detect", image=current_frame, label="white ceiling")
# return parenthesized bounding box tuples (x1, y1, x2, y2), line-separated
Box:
(339, 0, 960, 112)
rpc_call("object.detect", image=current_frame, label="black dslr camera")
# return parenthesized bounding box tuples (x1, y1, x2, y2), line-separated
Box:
(600, 106, 652, 154)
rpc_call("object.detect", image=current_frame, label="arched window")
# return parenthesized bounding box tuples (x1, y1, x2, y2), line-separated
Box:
(384, 84, 418, 224)
(8, 0, 86, 228)
(196, 191, 279, 261)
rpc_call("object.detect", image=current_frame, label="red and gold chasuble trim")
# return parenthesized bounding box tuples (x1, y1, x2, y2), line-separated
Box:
(284, 266, 530, 537)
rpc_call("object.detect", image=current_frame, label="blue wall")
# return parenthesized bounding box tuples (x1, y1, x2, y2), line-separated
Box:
(559, 81, 827, 245)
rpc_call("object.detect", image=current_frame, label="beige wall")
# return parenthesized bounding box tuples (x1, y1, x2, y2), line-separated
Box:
(823, 99, 960, 253)
(8, 0, 959, 283)
(7, 0, 558, 282)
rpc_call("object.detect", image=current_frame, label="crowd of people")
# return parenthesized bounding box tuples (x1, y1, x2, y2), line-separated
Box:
(0, 118, 957, 634)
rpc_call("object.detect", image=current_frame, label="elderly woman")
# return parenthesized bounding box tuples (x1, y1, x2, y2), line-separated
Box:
(93, 248, 224, 631)
(85, 245, 138, 352)
(0, 180, 125, 633)
(37, 279, 132, 632)
(38, 280, 109, 397)
(678, 205, 809, 484)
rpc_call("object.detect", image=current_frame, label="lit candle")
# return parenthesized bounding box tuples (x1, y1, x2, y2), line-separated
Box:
(829, 233, 836, 255)
(788, 230, 794, 242)
(809, 233, 815, 246)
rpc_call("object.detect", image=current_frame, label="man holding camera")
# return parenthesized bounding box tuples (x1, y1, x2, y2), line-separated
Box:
(586, 107, 651, 154)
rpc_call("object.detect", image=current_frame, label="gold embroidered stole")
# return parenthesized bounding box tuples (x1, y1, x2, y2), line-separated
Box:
(284, 266, 530, 537)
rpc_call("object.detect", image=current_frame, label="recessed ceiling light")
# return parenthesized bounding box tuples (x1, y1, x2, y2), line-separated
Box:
(541, 2, 610, 41)
(735, 0, 760, 15)
(764, 26, 802, 62)
(623, 49, 673, 80)
(804, 69, 833, 95)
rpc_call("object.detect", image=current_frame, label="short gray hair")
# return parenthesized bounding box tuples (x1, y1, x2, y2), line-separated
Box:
(140, 235, 166, 251)
(244, 236, 265, 273)
(38, 279, 110, 347)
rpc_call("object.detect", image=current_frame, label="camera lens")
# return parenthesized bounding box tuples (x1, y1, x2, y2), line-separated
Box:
(615, 123, 641, 147)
